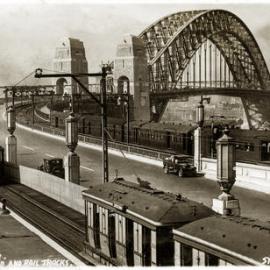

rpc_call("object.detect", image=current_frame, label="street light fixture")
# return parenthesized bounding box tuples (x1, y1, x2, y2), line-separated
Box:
(194, 96, 211, 172)
(210, 115, 225, 158)
(216, 126, 236, 198)
(117, 91, 130, 145)
(196, 96, 210, 127)
(6, 105, 17, 164)
(65, 112, 78, 153)
(7, 106, 16, 135)
(212, 126, 240, 216)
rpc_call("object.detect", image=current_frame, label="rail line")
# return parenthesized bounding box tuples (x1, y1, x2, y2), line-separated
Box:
(0, 184, 92, 265)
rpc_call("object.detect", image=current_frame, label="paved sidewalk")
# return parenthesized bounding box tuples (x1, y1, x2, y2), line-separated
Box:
(0, 213, 72, 267)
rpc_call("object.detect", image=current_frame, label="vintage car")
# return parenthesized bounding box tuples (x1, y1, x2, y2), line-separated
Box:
(38, 158, 64, 179)
(163, 155, 196, 177)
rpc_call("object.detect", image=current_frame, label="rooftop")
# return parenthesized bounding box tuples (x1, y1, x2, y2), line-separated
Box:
(174, 215, 270, 264)
(82, 178, 214, 226)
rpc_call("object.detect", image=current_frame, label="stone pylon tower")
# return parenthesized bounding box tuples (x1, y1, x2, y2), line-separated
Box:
(113, 34, 150, 122)
(52, 37, 88, 95)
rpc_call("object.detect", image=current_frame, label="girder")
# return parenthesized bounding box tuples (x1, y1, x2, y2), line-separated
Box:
(138, 9, 270, 94)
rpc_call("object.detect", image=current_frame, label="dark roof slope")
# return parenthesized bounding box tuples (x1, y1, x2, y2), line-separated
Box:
(82, 178, 214, 226)
(174, 215, 270, 264)
(140, 122, 196, 133)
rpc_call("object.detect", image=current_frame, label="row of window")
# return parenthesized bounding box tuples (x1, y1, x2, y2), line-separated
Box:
(174, 242, 233, 266)
(55, 49, 69, 59)
(86, 202, 155, 266)
(235, 142, 255, 152)
(137, 131, 188, 141)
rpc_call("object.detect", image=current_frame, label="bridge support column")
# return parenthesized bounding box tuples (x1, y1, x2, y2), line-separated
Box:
(194, 127, 202, 172)
(5, 106, 17, 165)
(64, 152, 80, 184)
(241, 96, 270, 130)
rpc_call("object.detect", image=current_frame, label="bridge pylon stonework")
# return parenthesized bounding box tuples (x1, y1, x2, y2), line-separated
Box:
(113, 35, 150, 122)
(52, 37, 88, 95)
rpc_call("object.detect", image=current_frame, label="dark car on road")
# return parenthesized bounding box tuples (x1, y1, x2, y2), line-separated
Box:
(163, 155, 196, 177)
(38, 158, 65, 179)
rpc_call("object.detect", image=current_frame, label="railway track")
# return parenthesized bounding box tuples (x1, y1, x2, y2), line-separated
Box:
(0, 184, 92, 265)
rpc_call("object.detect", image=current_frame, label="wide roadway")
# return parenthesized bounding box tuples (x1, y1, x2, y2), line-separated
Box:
(0, 105, 269, 222)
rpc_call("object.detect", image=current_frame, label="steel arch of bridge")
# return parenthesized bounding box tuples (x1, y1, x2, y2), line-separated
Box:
(138, 9, 270, 95)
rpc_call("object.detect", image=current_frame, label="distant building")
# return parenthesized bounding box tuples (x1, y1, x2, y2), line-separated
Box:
(161, 96, 243, 125)
(52, 37, 88, 95)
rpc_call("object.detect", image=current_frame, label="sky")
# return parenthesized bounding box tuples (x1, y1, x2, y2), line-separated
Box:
(0, 0, 269, 86)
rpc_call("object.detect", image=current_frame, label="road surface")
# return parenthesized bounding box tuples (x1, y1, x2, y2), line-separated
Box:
(0, 105, 269, 221)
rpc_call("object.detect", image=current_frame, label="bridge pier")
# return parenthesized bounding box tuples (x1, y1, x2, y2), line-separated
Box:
(241, 96, 270, 130)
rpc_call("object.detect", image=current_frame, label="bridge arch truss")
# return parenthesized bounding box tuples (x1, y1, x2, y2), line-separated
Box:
(138, 9, 270, 95)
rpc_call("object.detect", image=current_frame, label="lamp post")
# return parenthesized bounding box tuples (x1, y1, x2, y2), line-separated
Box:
(194, 96, 210, 172)
(50, 91, 54, 126)
(212, 127, 240, 216)
(64, 110, 80, 184)
(6, 106, 17, 164)
(210, 115, 225, 158)
(31, 92, 35, 125)
(117, 91, 130, 144)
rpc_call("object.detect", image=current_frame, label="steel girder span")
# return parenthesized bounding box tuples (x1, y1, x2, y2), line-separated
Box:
(138, 9, 270, 129)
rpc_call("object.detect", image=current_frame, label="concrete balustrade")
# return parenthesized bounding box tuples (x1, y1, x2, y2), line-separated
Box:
(3, 163, 85, 214)
(202, 158, 270, 194)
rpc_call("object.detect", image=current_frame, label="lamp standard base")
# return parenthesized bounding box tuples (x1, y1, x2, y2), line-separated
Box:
(64, 151, 80, 185)
(5, 135, 17, 165)
(212, 196, 240, 216)
(194, 127, 202, 173)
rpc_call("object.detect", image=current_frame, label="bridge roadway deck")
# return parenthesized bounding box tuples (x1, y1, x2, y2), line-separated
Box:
(150, 87, 270, 99)
(1, 105, 270, 222)
(0, 183, 93, 265)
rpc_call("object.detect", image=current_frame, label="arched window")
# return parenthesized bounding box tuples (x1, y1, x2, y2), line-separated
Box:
(117, 76, 130, 94)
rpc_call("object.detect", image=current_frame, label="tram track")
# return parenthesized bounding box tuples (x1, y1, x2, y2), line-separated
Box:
(0, 184, 92, 265)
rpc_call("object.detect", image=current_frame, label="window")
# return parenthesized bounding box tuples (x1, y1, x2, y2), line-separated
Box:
(93, 204, 101, 249)
(142, 226, 151, 266)
(175, 241, 181, 266)
(181, 244, 192, 266)
(115, 214, 126, 244)
(192, 248, 205, 266)
(99, 207, 108, 235)
(151, 231, 156, 265)
(87, 202, 94, 227)
(205, 253, 219, 266)
(134, 222, 142, 253)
